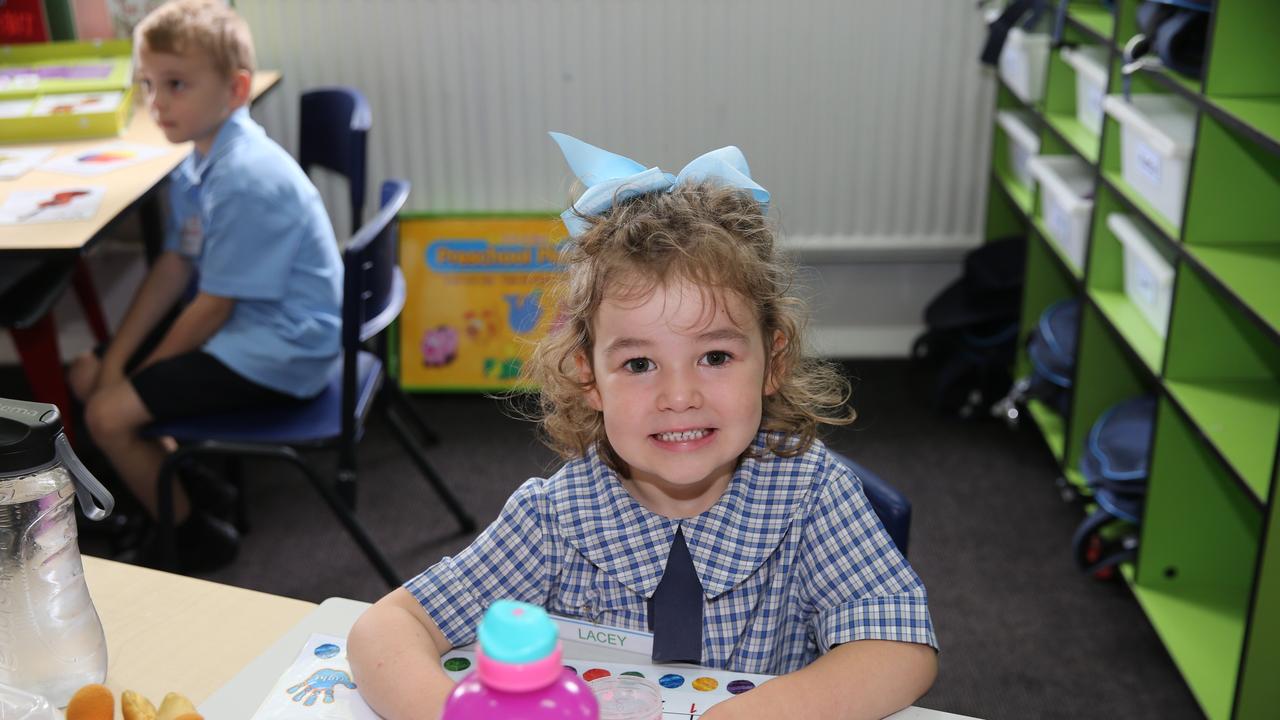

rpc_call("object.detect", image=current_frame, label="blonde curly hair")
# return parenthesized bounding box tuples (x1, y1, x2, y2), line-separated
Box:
(522, 181, 853, 472)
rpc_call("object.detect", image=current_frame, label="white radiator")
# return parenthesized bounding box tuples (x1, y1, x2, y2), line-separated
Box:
(237, 0, 995, 257)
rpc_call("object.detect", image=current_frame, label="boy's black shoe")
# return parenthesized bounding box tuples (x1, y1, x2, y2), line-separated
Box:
(177, 461, 240, 523)
(174, 510, 240, 573)
(114, 510, 239, 574)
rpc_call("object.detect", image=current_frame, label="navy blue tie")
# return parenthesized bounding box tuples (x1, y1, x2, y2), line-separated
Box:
(648, 528, 703, 664)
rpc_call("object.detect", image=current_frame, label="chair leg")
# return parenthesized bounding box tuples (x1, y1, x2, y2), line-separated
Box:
(9, 318, 76, 445)
(288, 454, 401, 588)
(383, 405, 476, 534)
(155, 451, 184, 572)
(225, 456, 250, 534)
(384, 383, 439, 446)
(156, 442, 401, 587)
(71, 258, 110, 345)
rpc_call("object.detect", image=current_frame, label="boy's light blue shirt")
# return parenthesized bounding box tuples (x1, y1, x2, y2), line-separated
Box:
(164, 107, 342, 398)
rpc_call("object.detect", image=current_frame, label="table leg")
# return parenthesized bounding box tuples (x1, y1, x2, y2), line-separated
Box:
(72, 258, 111, 345)
(140, 193, 165, 263)
(9, 316, 76, 444)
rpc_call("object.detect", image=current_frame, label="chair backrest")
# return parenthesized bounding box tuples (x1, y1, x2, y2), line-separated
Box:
(340, 180, 409, 441)
(829, 450, 912, 556)
(343, 179, 409, 347)
(299, 86, 372, 236)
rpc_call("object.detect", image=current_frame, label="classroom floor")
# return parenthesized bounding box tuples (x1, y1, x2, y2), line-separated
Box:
(0, 360, 1204, 720)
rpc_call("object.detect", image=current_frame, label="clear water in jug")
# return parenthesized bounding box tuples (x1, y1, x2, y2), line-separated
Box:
(0, 399, 114, 707)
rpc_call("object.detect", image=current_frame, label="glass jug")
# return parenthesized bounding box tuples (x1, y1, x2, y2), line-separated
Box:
(0, 398, 114, 707)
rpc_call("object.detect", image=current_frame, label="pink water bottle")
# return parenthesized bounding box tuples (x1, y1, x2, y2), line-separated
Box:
(441, 600, 599, 720)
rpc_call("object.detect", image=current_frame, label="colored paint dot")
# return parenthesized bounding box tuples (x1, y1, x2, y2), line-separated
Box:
(727, 679, 755, 694)
(443, 657, 471, 672)
(621, 671, 645, 677)
(582, 668, 611, 682)
(692, 676, 718, 692)
(314, 643, 340, 659)
(659, 674, 685, 689)
(564, 665, 577, 674)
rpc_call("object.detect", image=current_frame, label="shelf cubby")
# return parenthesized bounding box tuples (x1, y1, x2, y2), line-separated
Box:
(1065, 1, 1114, 46)
(1063, 302, 1152, 492)
(1041, 42, 1107, 165)
(1097, 81, 1192, 242)
(1181, 112, 1280, 338)
(1085, 183, 1172, 375)
(1236, 463, 1280, 717)
(1016, 231, 1079, 463)
(1111, 0, 1204, 98)
(1134, 399, 1262, 720)
(1164, 265, 1280, 504)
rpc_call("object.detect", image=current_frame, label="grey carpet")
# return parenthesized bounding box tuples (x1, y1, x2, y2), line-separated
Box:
(2, 361, 1203, 719)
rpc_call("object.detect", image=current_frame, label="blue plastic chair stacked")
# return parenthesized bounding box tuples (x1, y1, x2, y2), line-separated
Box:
(148, 180, 475, 587)
(1071, 395, 1158, 579)
(299, 87, 371, 236)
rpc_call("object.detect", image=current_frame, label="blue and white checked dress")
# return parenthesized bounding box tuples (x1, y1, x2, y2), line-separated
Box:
(406, 432, 937, 674)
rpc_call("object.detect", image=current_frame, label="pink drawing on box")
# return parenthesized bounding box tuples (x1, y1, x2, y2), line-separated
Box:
(422, 325, 459, 367)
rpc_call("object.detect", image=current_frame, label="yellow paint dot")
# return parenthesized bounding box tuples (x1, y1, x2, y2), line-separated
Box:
(692, 676, 718, 692)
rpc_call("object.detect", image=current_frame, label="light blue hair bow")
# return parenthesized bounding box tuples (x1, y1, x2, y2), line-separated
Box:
(549, 131, 770, 238)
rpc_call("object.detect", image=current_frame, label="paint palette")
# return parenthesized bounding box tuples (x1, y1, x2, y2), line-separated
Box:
(440, 649, 775, 718)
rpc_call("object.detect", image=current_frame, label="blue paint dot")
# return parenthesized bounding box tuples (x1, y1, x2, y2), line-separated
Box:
(314, 643, 340, 659)
(659, 673, 685, 689)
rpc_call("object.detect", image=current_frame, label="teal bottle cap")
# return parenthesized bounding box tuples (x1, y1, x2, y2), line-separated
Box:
(477, 600, 558, 665)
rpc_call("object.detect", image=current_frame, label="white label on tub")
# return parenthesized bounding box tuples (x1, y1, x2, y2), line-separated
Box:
(1085, 84, 1104, 128)
(1048, 199, 1071, 248)
(1133, 262, 1158, 307)
(1135, 139, 1163, 186)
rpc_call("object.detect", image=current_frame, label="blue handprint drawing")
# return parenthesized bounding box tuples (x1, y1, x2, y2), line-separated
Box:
(503, 290, 543, 334)
(287, 668, 357, 706)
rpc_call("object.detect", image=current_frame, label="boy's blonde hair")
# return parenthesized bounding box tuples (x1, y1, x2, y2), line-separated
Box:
(525, 182, 854, 472)
(134, 0, 255, 78)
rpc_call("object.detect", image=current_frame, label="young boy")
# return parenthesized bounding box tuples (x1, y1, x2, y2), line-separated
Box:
(69, 0, 343, 571)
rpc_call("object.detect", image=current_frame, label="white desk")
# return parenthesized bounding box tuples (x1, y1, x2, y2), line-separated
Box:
(201, 598, 977, 720)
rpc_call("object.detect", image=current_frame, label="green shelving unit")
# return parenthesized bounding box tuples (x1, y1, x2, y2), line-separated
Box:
(980, 2, 1280, 717)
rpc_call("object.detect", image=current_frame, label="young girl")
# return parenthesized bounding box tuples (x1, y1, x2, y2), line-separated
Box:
(348, 133, 938, 719)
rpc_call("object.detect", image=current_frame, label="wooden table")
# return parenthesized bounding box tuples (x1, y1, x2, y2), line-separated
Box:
(82, 555, 315, 708)
(1, 71, 281, 254)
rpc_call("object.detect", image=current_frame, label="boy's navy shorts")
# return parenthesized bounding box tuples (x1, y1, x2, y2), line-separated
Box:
(95, 313, 303, 421)
(130, 351, 302, 421)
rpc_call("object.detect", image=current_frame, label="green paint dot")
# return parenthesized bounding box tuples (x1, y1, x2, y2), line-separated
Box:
(443, 657, 471, 672)
(622, 671, 645, 677)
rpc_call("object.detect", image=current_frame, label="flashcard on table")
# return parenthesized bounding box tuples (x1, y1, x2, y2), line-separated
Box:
(29, 91, 125, 117)
(439, 648, 776, 719)
(40, 142, 169, 176)
(0, 147, 54, 179)
(0, 98, 34, 118)
(250, 633, 378, 720)
(0, 187, 104, 225)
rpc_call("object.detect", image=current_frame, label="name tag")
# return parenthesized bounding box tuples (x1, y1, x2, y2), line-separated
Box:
(180, 214, 204, 257)
(553, 614, 654, 658)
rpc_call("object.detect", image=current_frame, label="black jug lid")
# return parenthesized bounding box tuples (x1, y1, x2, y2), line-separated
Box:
(0, 398, 61, 475)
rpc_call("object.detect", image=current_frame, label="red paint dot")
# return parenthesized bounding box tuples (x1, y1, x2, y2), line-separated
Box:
(582, 668, 611, 682)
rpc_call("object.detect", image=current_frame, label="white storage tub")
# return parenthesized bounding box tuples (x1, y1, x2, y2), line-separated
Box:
(1107, 213, 1176, 338)
(1060, 45, 1109, 136)
(996, 110, 1041, 190)
(1028, 155, 1095, 272)
(1102, 94, 1197, 227)
(999, 27, 1051, 103)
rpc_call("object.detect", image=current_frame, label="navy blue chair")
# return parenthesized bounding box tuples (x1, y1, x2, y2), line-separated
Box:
(299, 85, 439, 449)
(299, 86, 371, 236)
(829, 451, 911, 556)
(148, 180, 475, 587)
